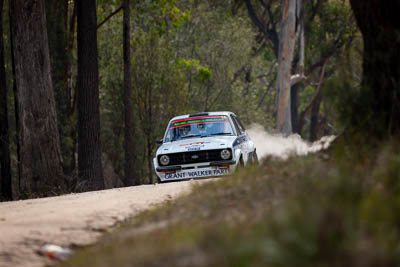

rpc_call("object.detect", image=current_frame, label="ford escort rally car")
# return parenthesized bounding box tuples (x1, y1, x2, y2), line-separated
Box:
(153, 111, 258, 183)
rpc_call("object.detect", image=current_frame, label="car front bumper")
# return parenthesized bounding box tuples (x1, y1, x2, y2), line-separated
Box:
(154, 160, 237, 182)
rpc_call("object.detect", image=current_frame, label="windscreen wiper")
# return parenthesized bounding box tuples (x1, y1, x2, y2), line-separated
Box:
(208, 132, 233, 136)
(181, 134, 202, 139)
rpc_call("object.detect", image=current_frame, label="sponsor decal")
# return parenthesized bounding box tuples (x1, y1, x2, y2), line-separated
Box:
(169, 116, 229, 129)
(180, 141, 211, 151)
(165, 168, 229, 179)
(180, 141, 210, 147)
(165, 172, 186, 179)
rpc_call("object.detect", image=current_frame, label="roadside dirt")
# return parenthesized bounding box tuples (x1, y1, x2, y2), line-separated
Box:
(0, 180, 201, 267)
(0, 128, 333, 267)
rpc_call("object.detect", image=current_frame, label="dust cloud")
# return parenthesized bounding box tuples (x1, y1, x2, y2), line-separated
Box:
(247, 124, 335, 160)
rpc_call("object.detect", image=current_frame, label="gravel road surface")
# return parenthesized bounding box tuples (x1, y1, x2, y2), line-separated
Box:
(0, 180, 201, 267)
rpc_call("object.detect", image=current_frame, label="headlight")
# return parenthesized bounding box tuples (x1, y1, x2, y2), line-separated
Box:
(220, 149, 231, 160)
(159, 155, 170, 165)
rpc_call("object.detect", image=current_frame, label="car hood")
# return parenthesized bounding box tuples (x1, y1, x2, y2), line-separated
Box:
(157, 136, 237, 155)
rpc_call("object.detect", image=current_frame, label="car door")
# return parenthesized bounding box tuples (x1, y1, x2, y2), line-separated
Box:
(230, 114, 249, 162)
(234, 115, 251, 161)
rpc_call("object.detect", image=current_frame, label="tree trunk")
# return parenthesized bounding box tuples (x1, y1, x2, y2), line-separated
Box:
(276, 0, 297, 135)
(147, 137, 153, 184)
(9, 6, 20, 198)
(0, 0, 12, 201)
(296, 0, 305, 76)
(309, 88, 322, 142)
(147, 82, 154, 184)
(291, 83, 299, 133)
(349, 0, 400, 136)
(297, 59, 328, 135)
(292, 0, 305, 135)
(77, 0, 104, 190)
(123, 0, 136, 186)
(65, 1, 78, 176)
(10, 0, 66, 197)
(46, 0, 73, 174)
(67, 1, 76, 115)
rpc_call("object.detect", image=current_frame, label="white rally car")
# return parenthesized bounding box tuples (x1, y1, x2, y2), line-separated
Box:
(153, 111, 258, 182)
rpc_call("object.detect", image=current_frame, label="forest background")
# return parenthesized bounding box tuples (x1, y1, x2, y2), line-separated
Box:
(0, 0, 390, 200)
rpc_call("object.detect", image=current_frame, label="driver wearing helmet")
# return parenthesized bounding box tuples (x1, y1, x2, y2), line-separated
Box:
(179, 125, 191, 137)
(197, 123, 207, 135)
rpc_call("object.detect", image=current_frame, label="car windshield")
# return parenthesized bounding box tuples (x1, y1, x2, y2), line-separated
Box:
(164, 115, 234, 142)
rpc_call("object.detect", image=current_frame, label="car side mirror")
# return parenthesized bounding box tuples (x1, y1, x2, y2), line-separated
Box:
(156, 139, 163, 144)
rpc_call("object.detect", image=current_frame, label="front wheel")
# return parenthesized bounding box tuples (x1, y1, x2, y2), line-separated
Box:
(237, 157, 245, 170)
(240, 157, 245, 167)
(250, 151, 259, 165)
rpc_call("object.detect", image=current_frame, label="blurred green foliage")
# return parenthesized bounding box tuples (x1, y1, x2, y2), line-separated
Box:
(97, 0, 277, 182)
(0, 0, 362, 190)
(94, 0, 362, 183)
(62, 138, 400, 267)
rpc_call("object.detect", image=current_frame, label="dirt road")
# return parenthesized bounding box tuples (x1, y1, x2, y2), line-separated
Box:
(0, 180, 201, 267)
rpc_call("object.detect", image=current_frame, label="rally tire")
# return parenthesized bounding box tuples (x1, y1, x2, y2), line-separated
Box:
(237, 156, 245, 170)
(252, 151, 259, 165)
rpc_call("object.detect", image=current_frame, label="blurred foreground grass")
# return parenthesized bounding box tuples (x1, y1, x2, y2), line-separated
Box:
(61, 139, 400, 267)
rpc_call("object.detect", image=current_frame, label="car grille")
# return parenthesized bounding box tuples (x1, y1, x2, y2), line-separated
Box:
(158, 149, 231, 166)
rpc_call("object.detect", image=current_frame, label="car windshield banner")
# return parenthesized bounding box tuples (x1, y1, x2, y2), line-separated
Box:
(169, 115, 229, 129)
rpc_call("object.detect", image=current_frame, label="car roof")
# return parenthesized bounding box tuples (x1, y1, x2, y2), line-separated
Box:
(169, 111, 235, 121)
